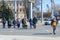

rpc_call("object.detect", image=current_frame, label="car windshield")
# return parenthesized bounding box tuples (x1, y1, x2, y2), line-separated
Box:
(44, 18, 52, 21)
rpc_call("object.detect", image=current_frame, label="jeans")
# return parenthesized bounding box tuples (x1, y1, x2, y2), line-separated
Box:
(53, 26, 56, 34)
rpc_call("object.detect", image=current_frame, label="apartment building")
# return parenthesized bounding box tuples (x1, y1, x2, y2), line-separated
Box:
(0, 0, 35, 20)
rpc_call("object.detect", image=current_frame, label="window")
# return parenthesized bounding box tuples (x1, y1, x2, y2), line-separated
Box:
(20, 9, 22, 12)
(10, 3, 11, 6)
(17, 4, 18, 6)
(20, 2, 22, 6)
(17, 9, 18, 12)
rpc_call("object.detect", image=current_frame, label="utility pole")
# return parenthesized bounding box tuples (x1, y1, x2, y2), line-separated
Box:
(51, 0, 54, 18)
(41, 0, 43, 23)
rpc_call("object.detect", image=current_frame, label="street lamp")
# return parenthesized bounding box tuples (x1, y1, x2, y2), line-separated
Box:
(14, 0, 17, 20)
(29, 0, 35, 19)
(29, 0, 35, 28)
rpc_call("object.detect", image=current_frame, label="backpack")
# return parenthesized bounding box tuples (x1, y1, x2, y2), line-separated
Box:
(52, 21, 56, 27)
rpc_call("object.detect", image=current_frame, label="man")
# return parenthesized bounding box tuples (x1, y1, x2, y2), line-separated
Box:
(7, 18, 11, 28)
(33, 17, 37, 29)
(29, 18, 33, 29)
(17, 19, 20, 28)
(2, 17, 6, 28)
(13, 19, 16, 28)
(22, 18, 26, 29)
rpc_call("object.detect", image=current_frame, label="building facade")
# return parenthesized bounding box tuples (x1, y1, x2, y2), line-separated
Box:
(0, 0, 35, 20)
(0, 0, 26, 20)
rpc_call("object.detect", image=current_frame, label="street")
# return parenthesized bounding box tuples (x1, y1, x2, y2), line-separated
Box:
(0, 23, 60, 36)
(0, 23, 60, 40)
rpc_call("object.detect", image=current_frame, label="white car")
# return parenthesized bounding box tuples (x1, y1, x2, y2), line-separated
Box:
(44, 18, 52, 25)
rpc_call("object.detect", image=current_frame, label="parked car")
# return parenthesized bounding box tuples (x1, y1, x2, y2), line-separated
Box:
(44, 18, 52, 25)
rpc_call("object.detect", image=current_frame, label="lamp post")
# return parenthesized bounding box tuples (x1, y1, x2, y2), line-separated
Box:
(29, 0, 35, 28)
(14, 0, 17, 20)
(29, 0, 35, 19)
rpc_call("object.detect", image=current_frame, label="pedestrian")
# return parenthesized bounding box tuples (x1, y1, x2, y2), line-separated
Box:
(51, 17, 57, 35)
(13, 19, 16, 28)
(22, 18, 26, 29)
(29, 18, 33, 29)
(2, 17, 6, 28)
(33, 17, 37, 29)
(17, 19, 20, 28)
(7, 18, 11, 28)
(25, 19, 28, 29)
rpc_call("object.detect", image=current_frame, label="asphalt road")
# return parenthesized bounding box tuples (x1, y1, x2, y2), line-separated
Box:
(0, 24, 60, 37)
(0, 24, 60, 40)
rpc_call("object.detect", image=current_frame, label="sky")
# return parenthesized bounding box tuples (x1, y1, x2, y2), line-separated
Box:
(38, 0, 60, 12)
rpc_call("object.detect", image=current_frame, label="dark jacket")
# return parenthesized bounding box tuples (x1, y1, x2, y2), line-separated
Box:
(13, 20, 16, 25)
(22, 19, 26, 24)
(51, 19, 56, 26)
(29, 19, 33, 25)
(2, 18, 6, 24)
(33, 17, 37, 24)
(8, 19, 11, 26)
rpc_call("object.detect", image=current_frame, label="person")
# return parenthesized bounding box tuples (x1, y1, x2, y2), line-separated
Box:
(2, 17, 6, 28)
(22, 18, 26, 29)
(33, 17, 37, 29)
(29, 18, 33, 29)
(17, 19, 20, 28)
(7, 18, 11, 28)
(51, 17, 57, 35)
(25, 19, 28, 29)
(13, 19, 16, 28)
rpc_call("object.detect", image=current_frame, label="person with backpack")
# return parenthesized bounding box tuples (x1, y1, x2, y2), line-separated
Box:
(51, 17, 57, 35)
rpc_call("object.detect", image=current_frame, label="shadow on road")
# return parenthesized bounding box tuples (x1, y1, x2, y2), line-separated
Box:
(33, 33, 52, 35)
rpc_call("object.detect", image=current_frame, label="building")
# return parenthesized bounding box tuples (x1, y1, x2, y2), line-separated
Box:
(0, 0, 26, 20)
(0, 0, 35, 20)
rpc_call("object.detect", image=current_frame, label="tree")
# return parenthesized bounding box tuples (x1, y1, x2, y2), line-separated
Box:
(0, 0, 13, 20)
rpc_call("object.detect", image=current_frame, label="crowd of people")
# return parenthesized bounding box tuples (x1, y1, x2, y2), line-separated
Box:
(2, 16, 58, 35)
(2, 17, 37, 29)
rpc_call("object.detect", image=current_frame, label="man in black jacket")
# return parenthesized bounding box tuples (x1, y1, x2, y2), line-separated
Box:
(33, 17, 37, 29)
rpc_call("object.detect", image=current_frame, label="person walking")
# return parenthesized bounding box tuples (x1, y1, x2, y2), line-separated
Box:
(2, 17, 6, 28)
(7, 18, 11, 28)
(17, 19, 20, 28)
(29, 18, 33, 29)
(51, 17, 57, 35)
(33, 17, 37, 29)
(22, 18, 26, 29)
(13, 19, 16, 28)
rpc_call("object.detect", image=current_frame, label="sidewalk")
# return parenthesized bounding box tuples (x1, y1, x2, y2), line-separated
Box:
(0, 35, 60, 40)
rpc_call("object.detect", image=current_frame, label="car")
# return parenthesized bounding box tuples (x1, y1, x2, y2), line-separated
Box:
(44, 18, 52, 25)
